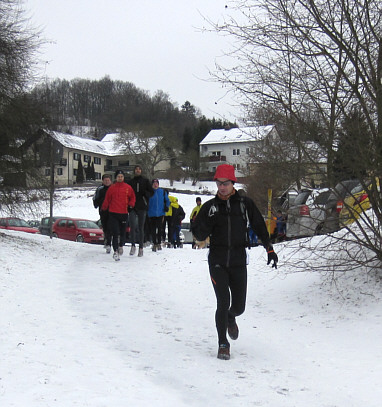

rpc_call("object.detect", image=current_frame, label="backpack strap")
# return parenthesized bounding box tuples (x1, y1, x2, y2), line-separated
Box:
(239, 197, 251, 249)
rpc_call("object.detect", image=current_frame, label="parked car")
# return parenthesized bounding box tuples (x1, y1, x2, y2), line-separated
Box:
(180, 222, 194, 244)
(286, 189, 331, 238)
(39, 216, 65, 236)
(52, 217, 104, 243)
(27, 220, 40, 228)
(0, 217, 40, 234)
(279, 188, 299, 212)
(317, 179, 360, 234)
(179, 230, 185, 245)
(339, 178, 380, 227)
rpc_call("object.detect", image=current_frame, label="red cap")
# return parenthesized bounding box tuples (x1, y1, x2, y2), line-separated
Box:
(213, 164, 237, 182)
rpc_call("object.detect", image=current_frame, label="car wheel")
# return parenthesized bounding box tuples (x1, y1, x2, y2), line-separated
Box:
(52, 232, 58, 238)
(76, 234, 84, 243)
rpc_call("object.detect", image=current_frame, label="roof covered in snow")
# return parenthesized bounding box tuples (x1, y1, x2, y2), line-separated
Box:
(99, 133, 127, 156)
(200, 126, 275, 145)
(101, 133, 160, 155)
(46, 131, 139, 157)
(49, 131, 108, 155)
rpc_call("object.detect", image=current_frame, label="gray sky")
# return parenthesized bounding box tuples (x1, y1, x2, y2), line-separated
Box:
(26, 0, 242, 122)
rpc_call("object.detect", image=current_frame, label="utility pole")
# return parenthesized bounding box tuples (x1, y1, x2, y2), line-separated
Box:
(49, 137, 55, 239)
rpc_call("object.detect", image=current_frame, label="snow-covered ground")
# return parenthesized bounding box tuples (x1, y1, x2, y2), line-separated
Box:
(1, 180, 382, 406)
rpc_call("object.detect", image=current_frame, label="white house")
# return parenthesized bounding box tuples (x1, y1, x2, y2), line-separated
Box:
(199, 126, 278, 177)
(24, 130, 170, 186)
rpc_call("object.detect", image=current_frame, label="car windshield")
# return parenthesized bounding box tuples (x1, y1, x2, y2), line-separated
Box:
(350, 180, 372, 195)
(42, 217, 59, 226)
(313, 190, 331, 205)
(293, 191, 311, 205)
(8, 218, 29, 227)
(328, 180, 360, 201)
(76, 220, 99, 229)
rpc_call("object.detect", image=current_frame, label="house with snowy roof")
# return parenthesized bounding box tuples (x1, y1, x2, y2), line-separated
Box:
(23, 129, 169, 186)
(199, 125, 279, 177)
(199, 126, 327, 184)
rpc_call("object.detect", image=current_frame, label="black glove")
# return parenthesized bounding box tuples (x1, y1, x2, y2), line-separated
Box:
(267, 248, 278, 269)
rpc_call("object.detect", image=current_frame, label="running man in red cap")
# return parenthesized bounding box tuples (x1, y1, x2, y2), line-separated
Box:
(192, 164, 278, 360)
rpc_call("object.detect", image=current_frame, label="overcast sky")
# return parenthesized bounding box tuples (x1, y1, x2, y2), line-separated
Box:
(25, 0, 242, 122)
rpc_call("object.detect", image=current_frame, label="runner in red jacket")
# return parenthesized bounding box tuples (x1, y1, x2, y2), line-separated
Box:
(101, 170, 136, 261)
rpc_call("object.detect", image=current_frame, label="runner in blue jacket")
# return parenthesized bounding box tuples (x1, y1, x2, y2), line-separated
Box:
(148, 179, 170, 251)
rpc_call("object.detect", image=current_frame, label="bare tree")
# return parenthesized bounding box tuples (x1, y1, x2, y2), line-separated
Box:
(181, 149, 201, 186)
(0, 0, 47, 214)
(116, 125, 174, 179)
(0, 0, 41, 106)
(208, 0, 382, 272)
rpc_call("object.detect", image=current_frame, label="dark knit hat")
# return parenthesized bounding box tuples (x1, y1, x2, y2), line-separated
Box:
(213, 164, 237, 182)
(152, 178, 159, 185)
(115, 169, 124, 177)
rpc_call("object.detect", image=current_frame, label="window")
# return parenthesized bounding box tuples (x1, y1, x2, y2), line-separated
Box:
(233, 164, 241, 170)
(73, 169, 77, 176)
(105, 159, 112, 170)
(233, 149, 240, 156)
(73, 153, 81, 161)
(45, 169, 50, 176)
(212, 151, 221, 156)
(94, 157, 101, 165)
(84, 154, 91, 163)
(57, 168, 63, 176)
(95, 172, 101, 180)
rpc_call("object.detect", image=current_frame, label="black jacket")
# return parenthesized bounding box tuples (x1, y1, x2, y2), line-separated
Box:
(171, 205, 185, 226)
(192, 191, 270, 267)
(128, 175, 154, 210)
(93, 185, 110, 214)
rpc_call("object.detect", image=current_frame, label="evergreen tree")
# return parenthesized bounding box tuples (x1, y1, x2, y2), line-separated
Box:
(76, 159, 84, 184)
(90, 162, 96, 180)
(333, 110, 371, 182)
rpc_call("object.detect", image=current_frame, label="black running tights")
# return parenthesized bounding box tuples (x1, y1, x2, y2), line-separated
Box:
(209, 263, 247, 346)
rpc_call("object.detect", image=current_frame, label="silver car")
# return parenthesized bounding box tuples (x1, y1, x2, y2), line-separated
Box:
(318, 179, 360, 234)
(286, 189, 331, 238)
(180, 222, 194, 244)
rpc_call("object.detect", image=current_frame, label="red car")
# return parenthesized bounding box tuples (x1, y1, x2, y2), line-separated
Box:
(0, 217, 40, 234)
(52, 217, 104, 244)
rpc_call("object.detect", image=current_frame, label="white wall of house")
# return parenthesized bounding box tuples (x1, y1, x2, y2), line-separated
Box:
(199, 126, 278, 177)
(42, 148, 171, 185)
(42, 148, 107, 186)
(30, 130, 172, 186)
(200, 141, 263, 177)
